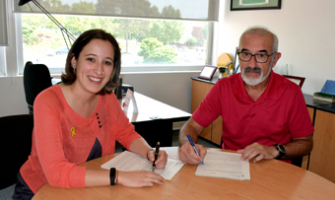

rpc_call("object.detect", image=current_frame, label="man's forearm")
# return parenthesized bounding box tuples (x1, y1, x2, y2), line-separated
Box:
(281, 136, 313, 160)
(179, 125, 198, 147)
(179, 118, 205, 147)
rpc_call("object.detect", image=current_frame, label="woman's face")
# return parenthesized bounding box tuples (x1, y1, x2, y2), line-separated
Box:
(71, 39, 115, 95)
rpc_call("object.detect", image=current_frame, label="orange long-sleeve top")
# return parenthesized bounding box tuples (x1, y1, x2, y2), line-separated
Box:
(20, 85, 142, 194)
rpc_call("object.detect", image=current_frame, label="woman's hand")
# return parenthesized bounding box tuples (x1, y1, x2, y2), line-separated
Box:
(147, 150, 168, 170)
(118, 170, 164, 187)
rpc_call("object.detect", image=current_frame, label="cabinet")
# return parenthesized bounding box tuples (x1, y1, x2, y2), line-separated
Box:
(191, 79, 221, 145)
(300, 107, 314, 169)
(308, 109, 335, 182)
(303, 95, 335, 183)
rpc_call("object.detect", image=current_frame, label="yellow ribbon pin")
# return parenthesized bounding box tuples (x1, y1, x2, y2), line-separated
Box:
(71, 127, 76, 137)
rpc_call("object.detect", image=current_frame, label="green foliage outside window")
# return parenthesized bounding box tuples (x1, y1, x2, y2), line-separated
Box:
(21, 0, 184, 52)
(138, 38, 177, 64)
(22, 26, 39, 45)
(145, 46, 177, 64)
(186, 37, 198, 46)
(19, 0, 207, 66)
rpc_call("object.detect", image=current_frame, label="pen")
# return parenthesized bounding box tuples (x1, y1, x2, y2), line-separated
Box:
(152, 141, 160, 172)
(186, 134, 204, 165)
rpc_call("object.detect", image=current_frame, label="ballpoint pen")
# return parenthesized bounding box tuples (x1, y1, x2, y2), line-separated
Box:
(186, 134, 204, 165)
(152, 141, 160, 172)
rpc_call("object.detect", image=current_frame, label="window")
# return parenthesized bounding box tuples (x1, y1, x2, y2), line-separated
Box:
(0, 47, 6, 77)
(13, 0, 219, 75)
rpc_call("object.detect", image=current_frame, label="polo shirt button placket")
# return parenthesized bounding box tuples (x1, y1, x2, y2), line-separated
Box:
(96, 113, 102, 128)
(251, 104, 256, 117)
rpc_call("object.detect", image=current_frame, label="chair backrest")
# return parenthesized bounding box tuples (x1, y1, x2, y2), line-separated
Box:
(23, 62, 52, 114)
(283, 75, 306, 167)
(283, 75, 305, 88)
(0, 114, 33, 189)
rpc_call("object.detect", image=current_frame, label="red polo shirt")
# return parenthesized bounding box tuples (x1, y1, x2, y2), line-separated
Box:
(193, 71, 314, 151)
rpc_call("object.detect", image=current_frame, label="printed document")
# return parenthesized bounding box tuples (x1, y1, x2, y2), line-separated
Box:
(101, 151, 184, 180)
(195, 150, 250, 180)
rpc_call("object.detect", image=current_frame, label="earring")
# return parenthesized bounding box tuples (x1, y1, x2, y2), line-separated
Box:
(73, 65, 76, 74)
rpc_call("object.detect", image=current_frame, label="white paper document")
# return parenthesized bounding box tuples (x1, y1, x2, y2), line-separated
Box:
(195, 150, 250, 181)
(101, 151, 184, 180)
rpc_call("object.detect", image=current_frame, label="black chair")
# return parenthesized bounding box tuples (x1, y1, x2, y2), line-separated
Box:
(23, 62, 52, 114)
(0, 114, 33, 190)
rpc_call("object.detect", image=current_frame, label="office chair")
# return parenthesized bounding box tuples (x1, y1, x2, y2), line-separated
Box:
(283, 75, 308, 167)
(0, 114, 33, 190)
(283, 75, 306, 88)
(23, 62, 52, 114)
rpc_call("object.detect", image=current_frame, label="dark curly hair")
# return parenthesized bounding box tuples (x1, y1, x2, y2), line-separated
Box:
(61, 29, 121, 94)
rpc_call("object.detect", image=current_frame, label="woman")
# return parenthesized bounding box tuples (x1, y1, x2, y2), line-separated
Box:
(13, 29, 167, 199)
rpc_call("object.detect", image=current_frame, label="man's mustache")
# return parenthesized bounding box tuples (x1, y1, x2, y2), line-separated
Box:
(244, 67, 262, 74)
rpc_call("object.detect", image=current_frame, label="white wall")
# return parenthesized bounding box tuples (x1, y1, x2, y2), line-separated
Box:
(0, 77, 27, 116)
(218, 0, 335, 95)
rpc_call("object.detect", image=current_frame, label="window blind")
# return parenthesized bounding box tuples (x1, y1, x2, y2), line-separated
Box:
(0, 0, 9, 46)
(13, 0, 220, 22)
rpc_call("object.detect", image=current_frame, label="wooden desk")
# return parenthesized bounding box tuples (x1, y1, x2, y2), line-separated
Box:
(125, 92, 191, 147)
(33, 149, 335, 200)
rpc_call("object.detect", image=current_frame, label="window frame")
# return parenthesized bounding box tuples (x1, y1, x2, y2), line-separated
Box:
(0, 47, 6, 77)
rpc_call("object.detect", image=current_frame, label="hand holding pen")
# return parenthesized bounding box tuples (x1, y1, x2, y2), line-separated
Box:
(186, 134, 204, 165)
(152, 142, 160, 172)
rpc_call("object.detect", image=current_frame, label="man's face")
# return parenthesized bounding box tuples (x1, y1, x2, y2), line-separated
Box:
(239, 33, 279, 86)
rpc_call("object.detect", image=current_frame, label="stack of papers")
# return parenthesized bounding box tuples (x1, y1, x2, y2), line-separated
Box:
(101, 151, 184, 180)
(195, 150, 250, 180)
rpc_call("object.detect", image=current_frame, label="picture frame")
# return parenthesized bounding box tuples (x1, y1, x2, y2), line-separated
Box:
(231, 0, 281, 11)
(283, 75, 305, 88)
(198, 65, 217, 80)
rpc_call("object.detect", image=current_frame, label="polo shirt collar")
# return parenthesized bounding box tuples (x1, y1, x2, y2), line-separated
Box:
(234, 74, 248, 98)
(234, 70, 278, 100)
(262, 70, 278, 100)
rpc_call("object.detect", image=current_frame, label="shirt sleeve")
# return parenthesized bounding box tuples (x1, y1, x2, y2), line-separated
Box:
(33, 91, 86, 188)
(288, 89, 314, 138)
(192, 82, 222, 128)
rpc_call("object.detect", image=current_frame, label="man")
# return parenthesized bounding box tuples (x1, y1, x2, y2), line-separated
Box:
(179, 27, 314, 165)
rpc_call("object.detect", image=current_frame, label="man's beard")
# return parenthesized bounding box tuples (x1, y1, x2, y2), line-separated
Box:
(241, 59, 274, 86)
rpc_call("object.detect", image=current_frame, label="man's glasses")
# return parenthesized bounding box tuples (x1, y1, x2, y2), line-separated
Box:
(237, 52, 277, 63)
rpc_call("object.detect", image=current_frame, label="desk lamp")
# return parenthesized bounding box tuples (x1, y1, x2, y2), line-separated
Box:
(18, 0, 76, 49)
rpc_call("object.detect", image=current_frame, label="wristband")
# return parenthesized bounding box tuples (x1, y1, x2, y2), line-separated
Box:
(109, 168, 116, 185)
(147, 149, 154, 161)
(115, 170, 118, 185)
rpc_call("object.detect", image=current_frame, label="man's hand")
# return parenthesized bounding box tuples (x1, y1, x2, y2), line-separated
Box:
(237, 142, 278, 162)
(179, 142, 207, 165)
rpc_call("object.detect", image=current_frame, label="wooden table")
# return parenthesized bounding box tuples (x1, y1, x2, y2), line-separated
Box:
(33, 149, 335, 200)
(125, 92, 191, 147)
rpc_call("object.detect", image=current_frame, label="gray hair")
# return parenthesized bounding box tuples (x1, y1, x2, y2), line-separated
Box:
(239, 26, 279, 52)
